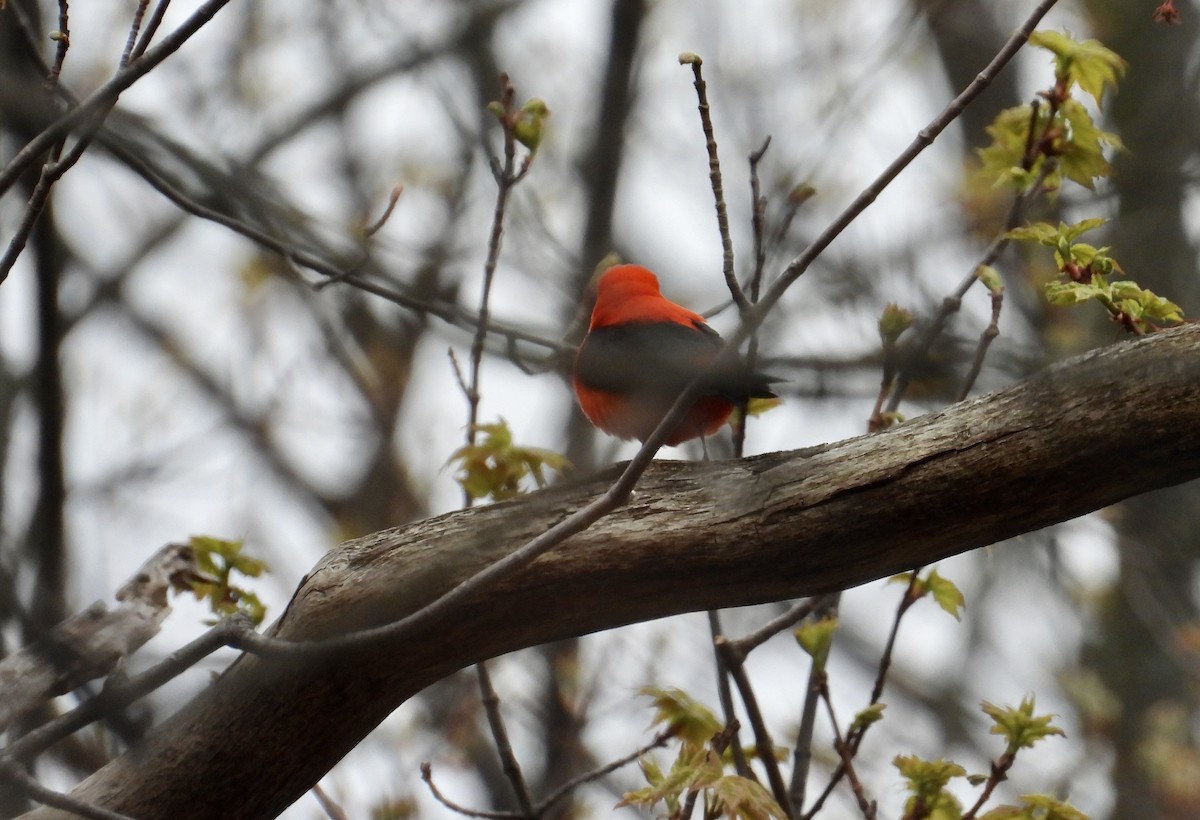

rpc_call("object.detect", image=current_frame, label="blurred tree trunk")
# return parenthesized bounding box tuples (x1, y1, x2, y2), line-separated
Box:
(1080, 4, 1200, 818)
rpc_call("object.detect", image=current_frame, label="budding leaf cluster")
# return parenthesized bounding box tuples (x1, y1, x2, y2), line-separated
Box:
(448, 418, 570, 502)
(982, 695, 1066, 756)
(623, 688, 786, 818)
(794, 614, 839, 669)
(1009, 219, 1184, 333)
(894, 755, 966, 819)
(186, 535, 269, 625)
(976, 30, 1124, 196)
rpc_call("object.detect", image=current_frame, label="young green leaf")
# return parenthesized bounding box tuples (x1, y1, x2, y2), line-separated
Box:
(795, 615, 839, 669)
(1029, 30, 1128, 105)
(924, 569, 966, 621)
(446, 418, 570, 502)
(707, 774, 788, 819)
(186, 535, 270, 625)
(850, 703, 887, 733)
(981, 696, 1066, 755)
(978, 793, 1088, 820)
(640, 687, 723, 744)
(895, 755, 966, 819)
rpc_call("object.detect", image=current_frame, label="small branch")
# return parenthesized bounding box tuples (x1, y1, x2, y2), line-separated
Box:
(885, 109, 1057, 415)
(476, 662, 536, 817)
(3, 617, 245, 763)
(534, 730, 672, 815)
(0, 757, 134, 820)
(861, 573, 919, 724)
(708, 611, 750, 779)
(48, 0, 70, 87)
(362, 184, 404, 238)
(0, 0, 234, 197)
(957, 273, 1005, 400)
(716, 638, 793, 818)
(120, 0, 150, 68)
(787, 594, 838, 816)
(421, 763, 523, 820)
(310, 784, 348, 820)
(961, 753, 1014, 819)
(756, 0, 1061, 333)
(680, 52, 748, 313)
(733, 136, 773, 455)
(727, 599, 817, 658)
(100, 141, 569, 357)
(0, 543, 197, 734)
(819, 685, 875, 820)
(128, 0, 172, 62)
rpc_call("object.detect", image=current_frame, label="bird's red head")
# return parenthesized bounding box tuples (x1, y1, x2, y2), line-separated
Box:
(588, 264, 705, 331)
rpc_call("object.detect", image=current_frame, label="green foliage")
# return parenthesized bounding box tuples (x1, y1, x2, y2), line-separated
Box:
(976, 30, 1124, 195)
(879, 302, 914, 345)
(894, 755, 966, 820)
(624, 688, 786, 818)
(978, 794, 1088, 820)
(976, 265, 1004, 294)
(1028, 30, 1127, 105)
(186, 535, 269, 625)
(889, 568, 966, 620)
(850, 702, 887, 733)
(447, 418, 570, 502)
(981, 696, 1066, 756)
(641, 686, 723, 744)
(1009, 219, 1184, 333)
(794, 614, 839, 669)
(1055, 100, 1123, 190)
(513, 98, 550, 153)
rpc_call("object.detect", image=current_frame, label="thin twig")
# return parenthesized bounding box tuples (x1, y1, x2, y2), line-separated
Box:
(0, 0, 234, 197)
(0, 103, 116, 285)
(534, 730, 673, 814)
(421, 763, 523, 820)
(708, 611, 750, 779)
(961, 753, 1014, 819)
(476, 662, 536, 817)
(681, 53, 748, 313)
(801, 574, 921, 818)
(3, 618, 244, 763)
(0, 756, 135, 820)
(716, 638, 793, 818)
(728, 596, 817, 659)
(129, 0, 172, 62)
(957, 269, 1005, 400)
(820, 686, 875, 820)
(120, 0, 150, 68)
(760, 0, 1061, 325)
(788, 593, 838, 815)
(467, 76, 520, 452)
(884, 104, 1058, 415)
(733, 136, 773, 455)
(97, 142, 569, 357)
(48, 0, 70, 87)
(310, 783, 349, 820)
(363, 185, 404, 238)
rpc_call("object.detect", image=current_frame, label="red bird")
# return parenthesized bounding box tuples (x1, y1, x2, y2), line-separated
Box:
(572, 264, 778, 446)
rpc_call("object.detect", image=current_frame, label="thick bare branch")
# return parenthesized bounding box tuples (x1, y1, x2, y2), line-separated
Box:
(0, 544, 195, 733)
(24, 323, 1200, 820)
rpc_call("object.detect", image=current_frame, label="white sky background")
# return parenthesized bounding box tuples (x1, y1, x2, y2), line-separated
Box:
(0, 0, 1128, 817)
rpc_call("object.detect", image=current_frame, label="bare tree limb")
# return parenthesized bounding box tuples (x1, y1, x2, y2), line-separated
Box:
(18, 322, 1200, 819)
(0, 544, 196, 734)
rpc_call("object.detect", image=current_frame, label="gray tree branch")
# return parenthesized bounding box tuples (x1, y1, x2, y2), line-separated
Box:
(24, 323, 1200, 819)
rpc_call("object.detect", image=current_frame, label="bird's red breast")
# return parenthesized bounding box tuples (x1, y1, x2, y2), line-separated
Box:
(572, 265, 777, 446)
